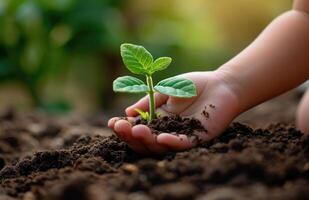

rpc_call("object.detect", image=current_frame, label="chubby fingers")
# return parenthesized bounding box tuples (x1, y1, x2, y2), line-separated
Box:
(156, 133, 194, 151)
(108, 117, 136, 129)
(113, 119, 150, 155)
(108, 117, 118, 129)
(108, 117, 170, 155)
(132, 125, 169, 154)
(156, 129, 210, 151)
(108, 117, 207, 154)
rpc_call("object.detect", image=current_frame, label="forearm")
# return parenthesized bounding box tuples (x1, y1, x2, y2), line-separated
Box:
(218, 10, 309, 112)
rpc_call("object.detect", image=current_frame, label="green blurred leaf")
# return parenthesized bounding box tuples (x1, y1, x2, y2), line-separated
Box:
(120, 43, 153, 75)
(0, 59, 16, 80)
(150, 57, 172, 73)
(38, 0, 75, 11)
(39, 100, 72, 114)
(154, 77, 197, 98)
(113, 76, 148, 93)
(16, 2, 43, 36)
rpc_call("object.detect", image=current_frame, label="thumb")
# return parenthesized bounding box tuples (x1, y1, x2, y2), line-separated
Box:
(159, 96, 197, 115)
(125, 93, 168, 117)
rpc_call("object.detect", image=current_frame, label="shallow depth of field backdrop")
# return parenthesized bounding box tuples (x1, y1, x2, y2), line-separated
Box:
(0, 0, 291, 115)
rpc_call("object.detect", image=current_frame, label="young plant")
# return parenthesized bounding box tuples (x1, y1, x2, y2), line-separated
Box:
(113, 43, 197, 122)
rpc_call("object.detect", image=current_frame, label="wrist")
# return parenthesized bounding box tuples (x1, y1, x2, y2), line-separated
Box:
(214, 65, 247, 113)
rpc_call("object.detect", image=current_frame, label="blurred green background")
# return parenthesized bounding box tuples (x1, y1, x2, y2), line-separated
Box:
(0, 0, 291, 115)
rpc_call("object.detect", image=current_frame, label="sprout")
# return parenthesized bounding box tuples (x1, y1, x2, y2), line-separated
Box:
(113, 43, 197, 122)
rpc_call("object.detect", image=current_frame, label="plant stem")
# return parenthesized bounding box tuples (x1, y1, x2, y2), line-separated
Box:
(146, 74, 156, 121)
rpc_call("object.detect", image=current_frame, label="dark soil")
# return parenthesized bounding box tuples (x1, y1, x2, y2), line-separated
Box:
(135, 115, 207, 137)
(0, 109, 308, 200)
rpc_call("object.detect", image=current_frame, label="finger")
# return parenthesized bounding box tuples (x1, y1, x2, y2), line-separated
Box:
(132, 125, 168, 154)
(155, 107, 170, 117)
(125, 93, 168, 116)
(156, 133, 194, 151)
(114, 120, 150, 154)
(108, 117, 119, 128)
(108, 117, 136, 129)
(161, 96, 196, 115)
(176, 72, 208, 94)
(189, 131, 210, 145)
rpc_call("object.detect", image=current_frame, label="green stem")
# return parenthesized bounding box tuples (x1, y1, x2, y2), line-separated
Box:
(146, 74, 156, 121)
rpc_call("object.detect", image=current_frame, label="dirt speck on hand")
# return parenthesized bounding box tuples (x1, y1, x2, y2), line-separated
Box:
(202, 110, 209, 119)
(209, 104, 216, 108)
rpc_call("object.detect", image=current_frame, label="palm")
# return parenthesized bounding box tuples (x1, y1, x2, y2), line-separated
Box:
(108, 71, 239, 155)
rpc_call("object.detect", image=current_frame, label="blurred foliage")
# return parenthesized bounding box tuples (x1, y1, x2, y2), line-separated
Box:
(0, 0, 291, 114)
(0, 0, 127, 113)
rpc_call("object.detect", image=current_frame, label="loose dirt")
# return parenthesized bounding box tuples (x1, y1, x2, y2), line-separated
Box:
(0, 108, 308, 200)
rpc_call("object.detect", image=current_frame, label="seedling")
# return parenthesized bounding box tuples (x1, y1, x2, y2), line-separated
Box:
(113, 43, 197, 122)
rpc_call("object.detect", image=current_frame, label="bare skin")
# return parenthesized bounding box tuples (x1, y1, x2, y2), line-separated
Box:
(108, 71, 239, 154)
(108, 0, 309, 155)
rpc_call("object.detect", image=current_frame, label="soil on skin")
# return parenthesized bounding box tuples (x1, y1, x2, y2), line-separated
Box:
(135, 115, 207, 137)
(0, 108, 308, 200)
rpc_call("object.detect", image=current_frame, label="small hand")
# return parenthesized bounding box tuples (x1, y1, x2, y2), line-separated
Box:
(108, 71, 240, 155)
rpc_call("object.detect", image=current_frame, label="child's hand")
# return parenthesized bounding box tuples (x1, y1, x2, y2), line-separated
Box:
(108, 70, 240, 155)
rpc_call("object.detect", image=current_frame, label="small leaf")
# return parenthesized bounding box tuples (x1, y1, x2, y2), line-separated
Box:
(120, 43, 153, 75)
(134, 108, 150, 121)
(150, 57, 172, 73)
(113, 76, 148, 93)
(154, 77, 197, 98)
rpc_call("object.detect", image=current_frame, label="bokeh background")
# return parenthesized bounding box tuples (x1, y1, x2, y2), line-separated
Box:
(0, 0, 292, 115)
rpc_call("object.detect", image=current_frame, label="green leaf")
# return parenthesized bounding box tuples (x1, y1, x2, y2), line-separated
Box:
(120, 43, 153, 75)
(154, 77, 197, 98)
(150, 57, 172, 73)
(113, 76, 148, 93)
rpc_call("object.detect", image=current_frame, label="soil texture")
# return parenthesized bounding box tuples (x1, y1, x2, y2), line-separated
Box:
(0, 109, 308, 200)
(135, 115, 207, 137)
